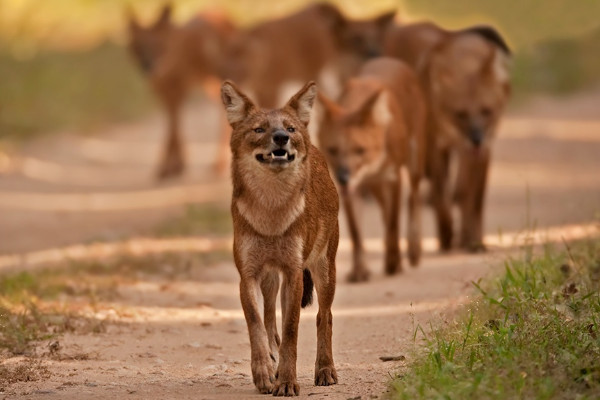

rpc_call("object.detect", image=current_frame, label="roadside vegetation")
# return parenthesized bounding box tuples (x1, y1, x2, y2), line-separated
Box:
(0, 250, 230, 360)
(1, 1, 599, 143)
(391, 237, 600, 399)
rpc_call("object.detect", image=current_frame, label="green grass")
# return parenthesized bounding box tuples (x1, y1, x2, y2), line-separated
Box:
(0, 42, 154, 142)
(390, 238, 600, 399)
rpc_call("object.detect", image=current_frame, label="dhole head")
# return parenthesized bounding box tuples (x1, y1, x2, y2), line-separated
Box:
(334, 11, 397, 59)
(427, 34, 511, 150)
(126, 4, 173, 73)
(317, 85, 391, 189)
(221, 80, 317, 172)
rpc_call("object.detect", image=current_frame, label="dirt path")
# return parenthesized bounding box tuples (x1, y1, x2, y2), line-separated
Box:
(1, 93, 599, 399)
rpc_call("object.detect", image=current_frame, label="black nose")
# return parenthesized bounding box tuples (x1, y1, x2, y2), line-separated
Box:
(469, 127, 483, 148)
(336, 167, 350, 187)
(273, 131, 289, 146)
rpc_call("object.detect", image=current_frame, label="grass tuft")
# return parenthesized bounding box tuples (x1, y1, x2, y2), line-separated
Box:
(391, 237, 600, 399)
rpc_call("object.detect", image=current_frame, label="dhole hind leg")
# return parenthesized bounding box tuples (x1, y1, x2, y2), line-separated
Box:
(260, 270, 281, 370)
(311, 238, 338, 386)
(156, 78, 186, 180)
(239, 276, 275, 394)
(273, 267, 303, 396)
(430, 149, 453, 251)
(371, 176, 402, 275)
(341, 191, 369, 282)
(458, 149, 490, 252)
(407, 170, 422, 266)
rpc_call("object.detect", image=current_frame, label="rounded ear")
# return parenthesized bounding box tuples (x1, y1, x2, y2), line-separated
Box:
(316, 3, 346, 36)
(375, 11, 396, 28)
(285, 81, 317, 126)
(155, 3, 173, 28)
(221, 80, 257, 126)
(126, 6, 140, 32)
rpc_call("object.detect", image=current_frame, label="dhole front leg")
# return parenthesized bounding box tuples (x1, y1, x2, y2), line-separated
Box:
(312, 239, 338, 387)
(260, 270, 281, 370)
(273, 267, 303, 396)
(458, 148, 490, 252)
(341, 191, 369, 282)
(239, 276, 275, 394)
(407, 172, 422, 266)
(372, 177, 402, 275)
(430, 148, 453, 251)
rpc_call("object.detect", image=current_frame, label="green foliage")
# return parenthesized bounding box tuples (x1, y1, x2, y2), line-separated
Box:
(0, 42, 153, 141)
(391, 238, 600, 399)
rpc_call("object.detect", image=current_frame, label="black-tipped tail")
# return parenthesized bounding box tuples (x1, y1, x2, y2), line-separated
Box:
(301, 269, 314, 308)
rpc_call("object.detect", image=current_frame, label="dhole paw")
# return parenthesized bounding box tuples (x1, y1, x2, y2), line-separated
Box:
(272, 380, 300, 396)
(408, 246, 421, 267)
(347, 268, 370, 283)
(314, 366, 338, 386)
(252, 362, 275, 394)
(384, 257, 402, 275)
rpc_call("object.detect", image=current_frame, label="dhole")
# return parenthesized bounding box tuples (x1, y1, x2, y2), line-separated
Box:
(224, 3, 396, 108)
(221, 80, 339, 395)
(318, 58, 426, 282)
(383, 22, 511, 251)
(127, 5, 235, 179)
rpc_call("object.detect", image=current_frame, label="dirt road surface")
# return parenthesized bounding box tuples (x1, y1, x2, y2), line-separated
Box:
(0, 91, 599, 399)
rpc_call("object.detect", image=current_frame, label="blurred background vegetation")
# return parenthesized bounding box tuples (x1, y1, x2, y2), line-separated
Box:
(1, 0, 599, 140)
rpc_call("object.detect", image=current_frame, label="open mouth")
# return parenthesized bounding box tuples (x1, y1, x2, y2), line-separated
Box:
(256, 149, 295, 164)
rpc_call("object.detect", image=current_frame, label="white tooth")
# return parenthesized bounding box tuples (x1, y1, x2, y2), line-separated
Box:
(270, 153, 274, 160)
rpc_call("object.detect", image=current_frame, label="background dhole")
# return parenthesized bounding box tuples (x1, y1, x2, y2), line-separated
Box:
(317, 57, 426, 282)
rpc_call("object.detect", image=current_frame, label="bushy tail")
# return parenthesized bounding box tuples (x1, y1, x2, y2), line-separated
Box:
(301, 269, 314, 308)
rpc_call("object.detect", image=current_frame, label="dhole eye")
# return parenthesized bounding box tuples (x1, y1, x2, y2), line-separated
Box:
(287, 126, 295, 133)
(254, 127, 264, 133)
(353, 146, 366, 155)
(480, 107, 493, 118)
(328, 147, 338, 156)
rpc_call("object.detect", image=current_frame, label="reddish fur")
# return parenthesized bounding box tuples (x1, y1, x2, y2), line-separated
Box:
(383, 21, 511, 251)
(318, 58, 426, 282)
(222, 80, 339, 395)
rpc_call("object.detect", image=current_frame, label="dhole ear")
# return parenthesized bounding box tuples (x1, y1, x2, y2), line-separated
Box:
(317, 91, 343, 119)
(286, 81, 317, 126)
(375, 11, 396, 28)
(126, 6, 140, 32)
(155, 3, 172, 28)
(221, 80, 256, 126)
(355, 90, 391, 127)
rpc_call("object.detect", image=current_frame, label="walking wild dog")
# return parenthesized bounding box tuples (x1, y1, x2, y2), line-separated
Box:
(221, 80, 339, 395)
(383, 22, 511, 251)
(318, 58, 426, 282)
(127, 5, 235, 179)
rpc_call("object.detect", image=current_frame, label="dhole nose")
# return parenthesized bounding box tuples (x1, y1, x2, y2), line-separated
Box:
(469, 127, 483, 148)
(336, 167, 350, 187)
(273, 131, 289, 146)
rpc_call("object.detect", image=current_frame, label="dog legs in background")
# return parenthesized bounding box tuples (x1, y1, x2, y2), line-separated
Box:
(458, 148, 490, 252)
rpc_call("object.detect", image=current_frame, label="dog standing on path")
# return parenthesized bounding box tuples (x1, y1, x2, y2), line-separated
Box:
(221, 80, 339, 396)
(318, 58, 426, 282)
(383, 22, 511, 251)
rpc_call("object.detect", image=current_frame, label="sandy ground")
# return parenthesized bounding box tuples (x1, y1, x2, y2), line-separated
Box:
(0, 91, 599, 399)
